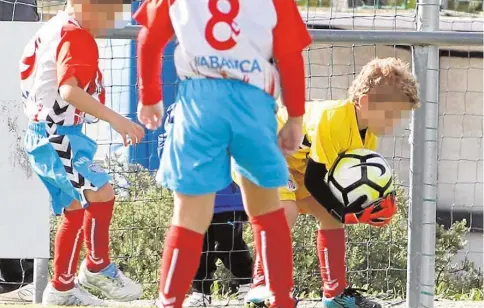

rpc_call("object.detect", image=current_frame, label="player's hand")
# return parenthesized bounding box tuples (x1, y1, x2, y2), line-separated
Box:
(366, 192, 398, 227)
(342, 193, 397, 226)
(340, 195, 370, 224)
(278, 116, 303, 156)
(137, 101, 164, 130)
(111, 115, 145, 147)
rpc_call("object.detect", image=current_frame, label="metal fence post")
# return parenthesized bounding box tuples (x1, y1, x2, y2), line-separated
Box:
(33, 258, 49, 303)
(407, 44, 428, 308)
(407, 0, 440, 307)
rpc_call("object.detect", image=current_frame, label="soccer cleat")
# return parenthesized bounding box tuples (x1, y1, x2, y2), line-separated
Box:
(41, 282, 107, 306)
(0, 283, 33, 303)
(322, 288, 382, 308)
(182, 292, 212, 307)
(237, 283, 251, 301)
(244, 284, 271, 307)
(77, 260, 142, 302)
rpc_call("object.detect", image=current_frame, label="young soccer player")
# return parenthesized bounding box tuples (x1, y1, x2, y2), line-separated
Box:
(243, 57, 420, 308)
(19, 0, 144, 305)
(134, 0, 311, 307)
(158, 105, 253, 307)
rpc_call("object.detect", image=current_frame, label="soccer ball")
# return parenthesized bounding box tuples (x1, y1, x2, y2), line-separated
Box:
(325, 148, 394, 208)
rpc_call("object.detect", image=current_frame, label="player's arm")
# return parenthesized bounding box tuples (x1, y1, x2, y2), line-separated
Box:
(304, 121, 368, 223)
(59, 78, 120, 123)
(272, 0, 312, 118)
(133, 0, 175, 106)
(56, 27, 120, 124)
(304, 158, 348, 222)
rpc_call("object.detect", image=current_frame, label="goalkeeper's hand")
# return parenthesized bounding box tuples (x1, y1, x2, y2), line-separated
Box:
(327, 195, 368, 224)
(342, 192, 397, 227)
(365, 192, 398, 227)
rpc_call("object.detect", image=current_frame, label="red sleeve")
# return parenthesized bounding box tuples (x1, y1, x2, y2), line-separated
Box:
(278, 53, 306, 117)
(134, 0, 175, 106)
(272, 0, 311, 117)
(56, 25, 98, 89)
(272, 0, 312, 59)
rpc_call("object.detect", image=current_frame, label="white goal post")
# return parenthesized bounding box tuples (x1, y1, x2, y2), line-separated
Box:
(0, 21, 50, 259)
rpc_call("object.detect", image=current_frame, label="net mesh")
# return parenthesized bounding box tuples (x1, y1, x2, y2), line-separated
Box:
(0, 0, 483, 304)
(438, 46, 483, 272)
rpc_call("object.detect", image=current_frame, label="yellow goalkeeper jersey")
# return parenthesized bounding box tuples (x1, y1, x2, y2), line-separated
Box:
(276, 99, 379, 176)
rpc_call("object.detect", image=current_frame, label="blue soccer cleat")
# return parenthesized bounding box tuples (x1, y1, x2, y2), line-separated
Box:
(322, 288, 381, 308)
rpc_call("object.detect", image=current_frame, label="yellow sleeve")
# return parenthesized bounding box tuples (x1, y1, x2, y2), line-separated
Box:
(308, 109, 351, 169)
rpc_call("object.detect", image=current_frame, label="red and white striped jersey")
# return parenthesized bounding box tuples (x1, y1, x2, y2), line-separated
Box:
(19, 11, 105, 126)
(134, 0, 311, 101)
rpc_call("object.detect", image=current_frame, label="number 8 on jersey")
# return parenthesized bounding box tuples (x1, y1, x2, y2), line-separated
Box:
(205, 0, 240, 51)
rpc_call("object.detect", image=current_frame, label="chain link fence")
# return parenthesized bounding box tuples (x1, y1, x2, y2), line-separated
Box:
(0, 0, 482, 307)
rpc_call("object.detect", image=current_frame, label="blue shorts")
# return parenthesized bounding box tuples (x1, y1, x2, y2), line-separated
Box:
(157, 79, 288, 195)
(24, 122, 111, 215)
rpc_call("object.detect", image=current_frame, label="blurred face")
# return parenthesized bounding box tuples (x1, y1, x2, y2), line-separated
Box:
(356, 87, 413, 136)
(73, 1, 130, 35)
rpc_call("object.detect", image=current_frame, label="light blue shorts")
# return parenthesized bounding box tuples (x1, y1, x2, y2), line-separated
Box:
(24, 122, 111, 215)
(157, 79, 289, 195)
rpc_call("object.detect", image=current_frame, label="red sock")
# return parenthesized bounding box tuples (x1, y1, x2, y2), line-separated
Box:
(52, 209, 85, 291)
(159, 226, 204, 308)
(251, 209, 295, 308)
(83, 198, 114, 273)
(317, 229, 347, 298)
(252, 254, 266, 288)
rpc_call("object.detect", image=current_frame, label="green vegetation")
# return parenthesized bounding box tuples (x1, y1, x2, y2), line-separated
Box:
(49, 161, 483, 301)
(296, 0, 483, 12)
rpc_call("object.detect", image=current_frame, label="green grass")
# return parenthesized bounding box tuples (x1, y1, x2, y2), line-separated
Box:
(297, 0, 330, 7)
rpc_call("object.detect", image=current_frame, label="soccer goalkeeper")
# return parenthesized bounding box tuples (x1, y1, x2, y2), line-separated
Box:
(243, 57, 420, 308)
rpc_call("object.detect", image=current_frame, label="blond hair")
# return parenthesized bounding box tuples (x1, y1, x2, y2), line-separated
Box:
(348, 57, 420, 108)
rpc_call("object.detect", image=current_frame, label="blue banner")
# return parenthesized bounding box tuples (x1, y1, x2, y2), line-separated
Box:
(128, 1, 179, 170)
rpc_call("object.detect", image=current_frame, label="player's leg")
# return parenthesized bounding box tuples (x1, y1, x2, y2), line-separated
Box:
(184, 226, 216, 307)
(44, 127, 142, 302)
(236, 177, 294, 308)
(298, 196, 381, 308)
(156, 79, 232, 308)
(23, 124, 106, 306)
(43, 202, 108, 306)
(244, 179, 300, 305)
(229, 83, 295, 308)
(77, 184, 142, 301)
(297, 196, 346, 295)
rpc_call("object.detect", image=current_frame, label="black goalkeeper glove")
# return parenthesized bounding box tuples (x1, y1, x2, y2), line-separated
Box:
(327, 195, 371, 225)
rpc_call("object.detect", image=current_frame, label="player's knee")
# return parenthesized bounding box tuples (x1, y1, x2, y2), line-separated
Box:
(84, 183, 115, 203)
(300, 196, 344, 230)
(239, 176, 280, 217)
(317, 209, 344, 230)
(172, 193, 215, 234)
(65, 200, 83, 211)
